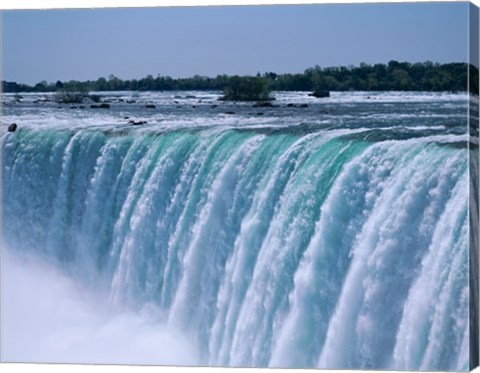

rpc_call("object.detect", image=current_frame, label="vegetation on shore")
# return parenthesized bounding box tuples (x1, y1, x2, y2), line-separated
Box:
(2, 61, 478, 95)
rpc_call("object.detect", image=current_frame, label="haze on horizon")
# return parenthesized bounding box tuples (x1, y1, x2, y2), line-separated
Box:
(1, 2, 470, 85)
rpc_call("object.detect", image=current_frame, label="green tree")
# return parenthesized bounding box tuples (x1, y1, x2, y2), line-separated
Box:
(390, 69, 414, 90)
(223, 76, 272, 101)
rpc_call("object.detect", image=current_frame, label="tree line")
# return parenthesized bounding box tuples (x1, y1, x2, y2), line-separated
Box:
(2, 61, 478, 94)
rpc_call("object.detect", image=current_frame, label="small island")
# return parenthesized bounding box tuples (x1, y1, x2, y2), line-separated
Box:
(221, 76, 273, 101)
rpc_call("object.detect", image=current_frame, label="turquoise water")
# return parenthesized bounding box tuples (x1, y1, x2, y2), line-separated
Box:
(1, 91, 476, 370)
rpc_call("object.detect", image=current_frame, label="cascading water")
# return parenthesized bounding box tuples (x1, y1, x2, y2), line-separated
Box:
(1, 91, 475, 370)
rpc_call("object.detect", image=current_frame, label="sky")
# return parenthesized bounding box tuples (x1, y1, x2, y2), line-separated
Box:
(1, 1, 471, 85)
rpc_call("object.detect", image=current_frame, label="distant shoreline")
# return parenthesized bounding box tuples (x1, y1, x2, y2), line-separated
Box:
(3, 61, 478, 94)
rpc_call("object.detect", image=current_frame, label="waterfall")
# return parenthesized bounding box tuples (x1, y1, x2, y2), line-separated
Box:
(1, 127, 470, 370)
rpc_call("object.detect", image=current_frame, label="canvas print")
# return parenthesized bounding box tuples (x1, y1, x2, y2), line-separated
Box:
(1, 1, 479, 371)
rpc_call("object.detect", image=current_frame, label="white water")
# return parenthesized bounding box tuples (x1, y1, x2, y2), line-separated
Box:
(1, 91, 474, 370)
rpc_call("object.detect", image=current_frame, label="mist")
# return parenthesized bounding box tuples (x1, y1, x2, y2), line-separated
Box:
(1, 249, 199, 365)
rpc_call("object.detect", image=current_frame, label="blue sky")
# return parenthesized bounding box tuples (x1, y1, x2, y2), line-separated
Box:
(1, 2, 470, 85)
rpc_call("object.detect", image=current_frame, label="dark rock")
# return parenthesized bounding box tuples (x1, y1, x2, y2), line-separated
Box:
(129, 120, 148, 125)
(224, 111, 235, 115)
(287, 103, 308, 108)
(192, 105, 196, 108)
(309, 90, 330, 98)
(174, 101, 179, 104)
(127, 100, 136, 104)
(253, 102, 275, 108)
(8, 123, 17, 132)
(124, 116, 130, 120)
(70, 106, 78, 109)
(91, 103, 110, 109)
(145, 104, 156, 109)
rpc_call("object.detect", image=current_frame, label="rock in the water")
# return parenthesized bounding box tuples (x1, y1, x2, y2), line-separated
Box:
(224, 111, 235, 115)
(309, 90, 330, 98)
(287, 103, 308, 108)
(8, 123, 17, 132)
(129, 120, 148, 125)
(145, 104, 156, 109)
(253, 101, 275, 108)
(90, 103, 110, 109)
